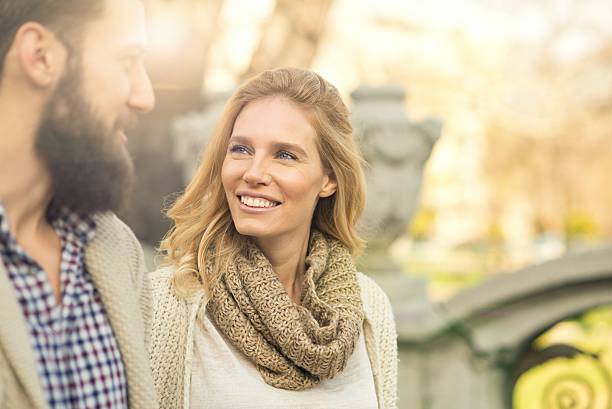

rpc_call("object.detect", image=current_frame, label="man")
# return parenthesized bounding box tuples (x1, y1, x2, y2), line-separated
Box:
(0, 0, 158, 408)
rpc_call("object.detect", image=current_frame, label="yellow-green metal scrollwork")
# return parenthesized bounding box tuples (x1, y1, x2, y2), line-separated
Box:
(513, 346, 611, 409)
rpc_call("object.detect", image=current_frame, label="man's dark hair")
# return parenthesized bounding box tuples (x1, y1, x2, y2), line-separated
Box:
(0, 0, 105, 79)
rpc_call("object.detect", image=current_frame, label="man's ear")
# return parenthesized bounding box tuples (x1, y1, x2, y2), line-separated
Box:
(13, 22, 67, 88)
(319, 173, 338, 198)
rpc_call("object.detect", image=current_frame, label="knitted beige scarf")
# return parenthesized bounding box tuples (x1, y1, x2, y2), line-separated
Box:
(206, 230, 365, 390)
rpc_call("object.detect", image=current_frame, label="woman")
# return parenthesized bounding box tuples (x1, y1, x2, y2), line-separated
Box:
(148, 68, 397, 409)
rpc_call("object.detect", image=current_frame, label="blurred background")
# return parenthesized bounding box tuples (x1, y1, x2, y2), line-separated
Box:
(122, 0, 612, 407)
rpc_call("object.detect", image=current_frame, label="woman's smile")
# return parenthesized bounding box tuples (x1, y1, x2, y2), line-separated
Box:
(237, 194, 282, 213)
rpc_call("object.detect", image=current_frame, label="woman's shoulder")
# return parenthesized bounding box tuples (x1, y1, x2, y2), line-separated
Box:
(149, 265, 206, 308)
(147, 266, 194, 345)
(356, 272, 398, 409)
(356, 272, 393, 317)
(149, 265, 175, 283)
(149, 266, 177, 296)
(356, 272, 396, 349)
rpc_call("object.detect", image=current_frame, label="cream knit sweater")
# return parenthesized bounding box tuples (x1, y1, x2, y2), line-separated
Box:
(148, 268, 398, 409)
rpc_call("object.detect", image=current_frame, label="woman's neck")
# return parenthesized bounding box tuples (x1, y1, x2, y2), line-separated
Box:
(255, 231, 310, 303)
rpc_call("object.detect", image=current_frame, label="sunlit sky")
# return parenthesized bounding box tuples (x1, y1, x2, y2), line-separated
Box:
(191, 0, 612, 94)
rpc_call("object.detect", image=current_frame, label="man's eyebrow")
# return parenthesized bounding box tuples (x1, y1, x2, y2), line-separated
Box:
(121, 44, 148, 56)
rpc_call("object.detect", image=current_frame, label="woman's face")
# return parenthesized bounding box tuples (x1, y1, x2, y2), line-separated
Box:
(221, 97, 337, 245)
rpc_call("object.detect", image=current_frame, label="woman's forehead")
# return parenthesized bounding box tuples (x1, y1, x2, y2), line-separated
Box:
(231, 97, 318, 148)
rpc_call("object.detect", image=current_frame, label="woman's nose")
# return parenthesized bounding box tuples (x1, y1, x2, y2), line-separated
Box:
(242, 159, 272, 185)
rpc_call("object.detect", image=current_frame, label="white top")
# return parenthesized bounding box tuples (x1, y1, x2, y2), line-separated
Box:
(189, 309, 378, 409)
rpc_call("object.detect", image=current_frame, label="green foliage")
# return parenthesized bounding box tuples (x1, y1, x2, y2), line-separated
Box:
(564, 211, 599, 242)
(408, 207, 436, 241)
(487, 219, 505, 242)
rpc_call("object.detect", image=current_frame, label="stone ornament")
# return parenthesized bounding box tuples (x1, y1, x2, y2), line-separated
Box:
(351, 85, 441, 271)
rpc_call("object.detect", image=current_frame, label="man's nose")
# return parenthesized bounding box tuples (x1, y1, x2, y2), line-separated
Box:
(128, 62, 155, 113)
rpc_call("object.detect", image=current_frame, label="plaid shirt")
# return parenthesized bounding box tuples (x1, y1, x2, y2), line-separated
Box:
(0, 203, 128, 409)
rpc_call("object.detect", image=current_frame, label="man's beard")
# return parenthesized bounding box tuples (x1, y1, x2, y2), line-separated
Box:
(35, 60, 135, 217)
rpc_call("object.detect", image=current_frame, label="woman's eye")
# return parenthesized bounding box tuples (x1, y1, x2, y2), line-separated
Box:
(277, 151, 297, 160)
(229, 144, 249, 154)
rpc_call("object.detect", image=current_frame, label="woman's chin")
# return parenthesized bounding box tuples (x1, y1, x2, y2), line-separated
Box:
(234, 224, 268, 239)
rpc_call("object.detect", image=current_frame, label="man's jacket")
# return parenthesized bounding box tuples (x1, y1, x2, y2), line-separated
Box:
(0, 213, 158, 409)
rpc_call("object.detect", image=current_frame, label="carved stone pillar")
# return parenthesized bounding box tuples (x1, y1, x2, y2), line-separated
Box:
(350, 85, 441, 273)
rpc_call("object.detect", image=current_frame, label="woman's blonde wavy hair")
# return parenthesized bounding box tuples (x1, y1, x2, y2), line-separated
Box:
(159, 67, 366, 297)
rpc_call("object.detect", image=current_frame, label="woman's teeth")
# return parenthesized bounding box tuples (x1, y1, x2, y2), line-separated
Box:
(240, 196, 278, 208)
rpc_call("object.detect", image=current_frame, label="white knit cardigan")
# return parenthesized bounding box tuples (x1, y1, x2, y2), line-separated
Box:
(148, 268, 398, 409)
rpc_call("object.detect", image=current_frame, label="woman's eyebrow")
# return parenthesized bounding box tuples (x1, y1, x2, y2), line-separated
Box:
(273, 142, 308, 157)
(228, 135, 250, 144)
(229, 136, 308, 157)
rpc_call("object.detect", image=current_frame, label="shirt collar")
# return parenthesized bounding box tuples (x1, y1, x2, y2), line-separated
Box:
(0, 202, 12, 248)
(48, 201, 97, 245)
(0, 200, 97, 249)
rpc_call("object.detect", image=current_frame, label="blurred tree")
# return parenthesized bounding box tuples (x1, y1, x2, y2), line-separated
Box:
(359, 0, 612, 261)
(240, 0, 334, 80)
(123, 0, 225, 246)
(480, 2, 612, 243)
